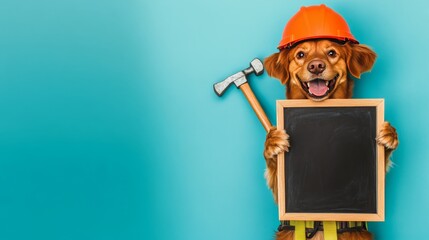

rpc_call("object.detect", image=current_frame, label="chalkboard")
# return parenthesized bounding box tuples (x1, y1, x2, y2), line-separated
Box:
(276, 99, 385, 221)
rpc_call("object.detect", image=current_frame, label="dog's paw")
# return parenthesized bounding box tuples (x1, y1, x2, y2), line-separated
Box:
(376, 122, 399, 150)
(377, 122, 398, 172)
(264, 127, 290, 163)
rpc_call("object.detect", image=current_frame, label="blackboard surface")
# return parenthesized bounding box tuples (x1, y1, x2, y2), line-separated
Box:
(276, 99, 385, 221)
(284, 107, 377, 213)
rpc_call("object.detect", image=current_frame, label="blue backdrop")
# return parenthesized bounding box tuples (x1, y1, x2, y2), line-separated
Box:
(0, 0, 427, 239)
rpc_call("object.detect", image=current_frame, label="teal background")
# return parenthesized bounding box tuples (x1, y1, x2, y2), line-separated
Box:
(0, 0, 427, 239)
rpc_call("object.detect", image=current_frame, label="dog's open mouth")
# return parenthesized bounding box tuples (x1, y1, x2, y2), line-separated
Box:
(299, 74, 339, 98)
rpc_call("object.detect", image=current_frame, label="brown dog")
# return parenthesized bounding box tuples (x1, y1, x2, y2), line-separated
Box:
(263, 39, 399, 240)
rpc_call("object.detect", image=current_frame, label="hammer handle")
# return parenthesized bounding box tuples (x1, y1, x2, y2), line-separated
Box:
(239, 83, 272, 132)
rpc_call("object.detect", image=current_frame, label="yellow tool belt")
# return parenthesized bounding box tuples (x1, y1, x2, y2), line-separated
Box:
(278, 221, 368, 240)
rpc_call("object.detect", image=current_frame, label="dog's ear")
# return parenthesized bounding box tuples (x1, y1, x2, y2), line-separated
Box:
(264, 50, 290, 85)
(346, 43, 377, 79)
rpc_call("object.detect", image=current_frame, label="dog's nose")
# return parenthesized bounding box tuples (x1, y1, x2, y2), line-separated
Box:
(307, 60, 326, 74)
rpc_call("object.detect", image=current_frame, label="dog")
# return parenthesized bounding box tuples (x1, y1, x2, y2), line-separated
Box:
(263, 39, 399, 240)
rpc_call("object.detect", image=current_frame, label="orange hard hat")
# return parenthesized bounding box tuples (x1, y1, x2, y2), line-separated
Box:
(277, 4, 359, 49)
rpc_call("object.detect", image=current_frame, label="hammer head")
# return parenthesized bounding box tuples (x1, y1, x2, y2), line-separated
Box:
(213, 58, 264, 96)
(248, 58, 264, 76)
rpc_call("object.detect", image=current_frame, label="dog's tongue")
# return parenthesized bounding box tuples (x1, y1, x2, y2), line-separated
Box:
(309, 80, 328, 96)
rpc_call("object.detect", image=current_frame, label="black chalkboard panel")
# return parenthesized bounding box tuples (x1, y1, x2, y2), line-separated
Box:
(276, 99, 384, 221)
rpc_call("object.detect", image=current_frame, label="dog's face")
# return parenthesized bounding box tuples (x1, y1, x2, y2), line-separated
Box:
(265, 40, 377, 101)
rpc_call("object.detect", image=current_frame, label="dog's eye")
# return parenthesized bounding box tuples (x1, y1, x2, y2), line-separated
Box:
(296, 51, 305, 59)
(328, 50, 337, 57)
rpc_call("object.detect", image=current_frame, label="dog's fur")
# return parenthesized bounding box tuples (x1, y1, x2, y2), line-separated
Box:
(264, 40, 399, 240)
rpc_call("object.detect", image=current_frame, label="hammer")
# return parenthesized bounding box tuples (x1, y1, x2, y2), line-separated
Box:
(214, 58, 272, 132)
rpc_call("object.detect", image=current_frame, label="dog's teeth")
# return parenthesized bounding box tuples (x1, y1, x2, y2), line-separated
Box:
(325, 81, 329, 86)
(307, 82, 310, 88)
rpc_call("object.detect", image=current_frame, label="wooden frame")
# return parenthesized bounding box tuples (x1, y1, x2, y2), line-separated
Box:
(276, 99, 385, 221)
